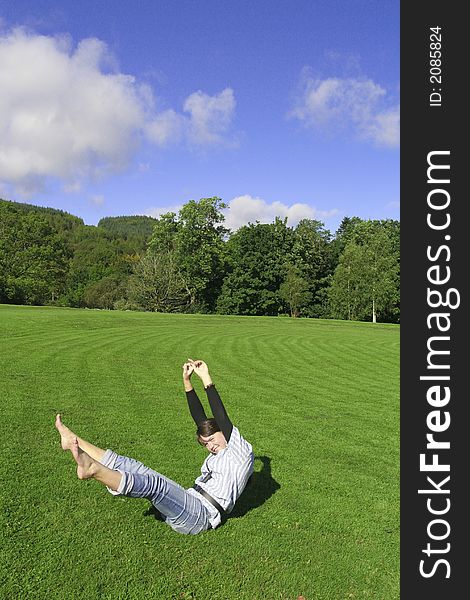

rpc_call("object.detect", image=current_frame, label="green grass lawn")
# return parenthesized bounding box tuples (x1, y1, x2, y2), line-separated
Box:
(0, 305, 399, 600)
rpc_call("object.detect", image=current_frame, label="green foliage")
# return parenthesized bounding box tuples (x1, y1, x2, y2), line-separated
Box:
(0, 198, 84, 232)
(64, 225, 143, 308)
(328, 220, 400, 322)
(278, 264, 312, 317)
(0, 201, 69, 305)
(0, 198, 400, 323)
(0, 200, 150, 310)
(176, 197, 228, 310)
(217, 218, 294, 316)
(147, 197, 228, 311)
(126, 250, 190, 312)
(98, 215, 157, 246)
(148, 212, 180, 253)
(291, 219, 332, 317)
(329, 216, 363, 262)
(82, 276, 128, 310)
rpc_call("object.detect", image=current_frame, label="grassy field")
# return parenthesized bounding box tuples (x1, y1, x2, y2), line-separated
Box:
(0, 305, 399, 600)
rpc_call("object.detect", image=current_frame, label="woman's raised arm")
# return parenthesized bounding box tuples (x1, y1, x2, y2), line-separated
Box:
(183, 361, 207, 425)
(189, 359, 233, 441)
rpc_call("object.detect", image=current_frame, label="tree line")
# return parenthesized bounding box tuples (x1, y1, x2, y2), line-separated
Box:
(0, 197, 400, 323)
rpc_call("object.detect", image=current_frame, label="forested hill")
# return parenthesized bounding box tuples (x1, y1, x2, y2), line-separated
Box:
(0, 197, 400, 323)
(98, 215, 157, 241)
(0, 199, 157, 241)
(0, 198, 84, 233)
(0, 198, 152, 307)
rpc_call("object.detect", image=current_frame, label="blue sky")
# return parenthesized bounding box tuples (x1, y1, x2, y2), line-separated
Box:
(0, 0, 399, 233)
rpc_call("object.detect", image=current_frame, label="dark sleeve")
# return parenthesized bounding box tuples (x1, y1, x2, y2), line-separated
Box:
(205, 385, 233, 442)
(186, 389, 207, 426)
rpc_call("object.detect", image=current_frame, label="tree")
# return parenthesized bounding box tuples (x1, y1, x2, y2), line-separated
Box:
(147, 212, 180, 253)
(63, 225, 138, 307)
(176, 197, 228, 310)
(216, 218, 294, 316)
(330, 216, 363, 256)
(328, 221, 399, 322)
(146, 198, 228, 311)
(1, 198, 401, 320)
(127, 250, 190, 312)
(279, 264, 312, 317)
(0, 202, 69, 305)
(291, 219, 332, 317)
(82, 276, 127, 310)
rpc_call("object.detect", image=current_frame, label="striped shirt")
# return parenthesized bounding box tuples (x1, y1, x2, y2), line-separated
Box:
(189, 426, 254, 528)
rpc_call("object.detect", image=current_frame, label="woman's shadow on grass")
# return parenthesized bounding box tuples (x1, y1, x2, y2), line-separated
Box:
(228, 455, 279, 520)
(144, 456, 279, 523)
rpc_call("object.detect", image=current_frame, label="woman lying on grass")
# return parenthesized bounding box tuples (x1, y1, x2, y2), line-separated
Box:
(55, 359, 254, 535)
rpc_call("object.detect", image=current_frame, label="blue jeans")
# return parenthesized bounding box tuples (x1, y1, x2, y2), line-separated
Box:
(101, 449, 211, 535)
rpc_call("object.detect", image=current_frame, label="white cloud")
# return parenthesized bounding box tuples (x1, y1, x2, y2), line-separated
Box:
(146, 109, 185, 146)
(144, 195, 338, 232)
(289, 69, 399, 148)
(0, 30, 145, 191)
(145, 204, 183, 219)
(362, 106, 400, 148)
(145, 88, 236, 148)
(184, 88, 236, 146)
(223, 194, 338, 231)
(63, 181, 82, 193)
(0, 28, 237, 194)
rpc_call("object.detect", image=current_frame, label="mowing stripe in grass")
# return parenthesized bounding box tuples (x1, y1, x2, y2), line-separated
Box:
(1, 305, 399, 600)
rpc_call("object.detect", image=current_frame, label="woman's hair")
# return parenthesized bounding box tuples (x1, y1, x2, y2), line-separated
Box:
(196, 418, 220, 444)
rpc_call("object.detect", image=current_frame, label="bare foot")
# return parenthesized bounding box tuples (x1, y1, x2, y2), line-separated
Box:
(70, 437, 97, 480)
(55, 414, 76, 450)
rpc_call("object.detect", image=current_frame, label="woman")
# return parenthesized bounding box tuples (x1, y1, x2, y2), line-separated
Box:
(55, 359, 254, 535)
